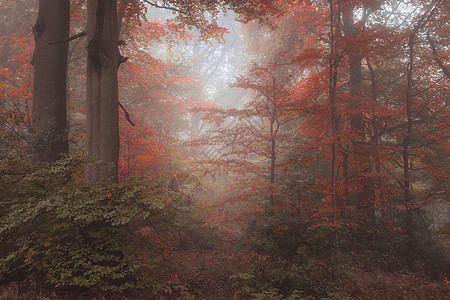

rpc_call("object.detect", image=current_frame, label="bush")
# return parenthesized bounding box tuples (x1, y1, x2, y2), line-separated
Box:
(0, 153, 169, 291)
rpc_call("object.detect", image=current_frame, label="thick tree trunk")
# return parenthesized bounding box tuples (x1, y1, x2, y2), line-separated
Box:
(342, 4, 375, 223)
(31, 0, 69, 162)
(85, 0, 120, 183)
(342, 5, 363, 132)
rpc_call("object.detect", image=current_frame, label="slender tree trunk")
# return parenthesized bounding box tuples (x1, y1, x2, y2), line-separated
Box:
(404, 33, 415, 254)
(31, 0, 70, 162)
(268, 113, 276, 211)
(329, 0, 340, 252)
(367, 57, 383, 222)
(269, 78, 277, 187)
(85, 0, 121, 183)
(366, 57, 386, 222)
(267, 76, 277, 213)
(342, 148, 349, 202)
(270, 130, 276, 185)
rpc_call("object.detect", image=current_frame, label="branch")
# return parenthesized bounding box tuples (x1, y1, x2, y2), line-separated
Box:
(426, 31, 450, 77)
(379, 120, 424, 136)
(141, 0, 185, 13)
(118, 101, 136, 126)
(118, 55, 129, 66)
(412, 0, 442, 33)
(279, 115, 301, 126)
(412, 74, 445, 97)
(49, 31, 87, 44)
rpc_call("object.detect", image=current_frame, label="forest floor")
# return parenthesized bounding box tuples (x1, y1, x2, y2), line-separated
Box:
(1, 236, 449, 300)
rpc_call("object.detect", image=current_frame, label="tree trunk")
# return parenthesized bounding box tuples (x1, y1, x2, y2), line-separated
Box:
(367, 57, 384, 222)
(31, 0, 69, 162)
(404, 33, 415, 254)
(85, 0, 120, 183)
(267, 77, 277, 212)
(342, 5, 363, 133)
(342, 4, 375, 223)
(329, 0, 341, 252)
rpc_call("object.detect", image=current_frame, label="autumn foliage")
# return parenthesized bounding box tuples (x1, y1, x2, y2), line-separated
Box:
(0, 0, 448, 298)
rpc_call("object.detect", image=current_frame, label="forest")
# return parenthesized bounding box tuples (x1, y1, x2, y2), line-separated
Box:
(0, 0, 448, 299)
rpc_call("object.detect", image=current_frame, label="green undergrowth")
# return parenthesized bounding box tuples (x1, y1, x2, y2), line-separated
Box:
(0, 152, 177, 293)
(227, 252, 449, 300)
(0, 153, 448, 299)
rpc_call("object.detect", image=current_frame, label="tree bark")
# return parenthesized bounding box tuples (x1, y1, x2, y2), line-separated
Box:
(404, 33, 415, 254)
(31, 0, 70, 162)
(85, 0, 120, 183)
(329, 0, 341, 252)
(267, 76, 277, 213)
(342, 4, 375, 223)
(367, 57, 383, 221)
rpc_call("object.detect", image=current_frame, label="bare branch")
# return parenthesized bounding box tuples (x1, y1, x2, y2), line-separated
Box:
(49, 31, 87, 44)
(426, 31, 450, 77)
(141, 0, 185, 13)
(118, 101, 136, 126)
(380, 119, 424, 136)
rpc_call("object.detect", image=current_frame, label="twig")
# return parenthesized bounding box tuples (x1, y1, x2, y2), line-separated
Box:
(141, 0, 185, 13)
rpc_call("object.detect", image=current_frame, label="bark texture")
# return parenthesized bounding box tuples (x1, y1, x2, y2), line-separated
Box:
(85, 0, 120, 183)
(31, 0, 70, 161)
(342, 4, 374, 222)
(404, 33, 415, 254)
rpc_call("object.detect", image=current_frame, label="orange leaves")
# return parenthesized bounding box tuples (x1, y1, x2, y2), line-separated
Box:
(0, 36, 33, 103)
(292, 47, 326, 69)
(0, 28, 34, 153)
(119, 0, 147, 26)
(119, 120, 170, 176)
(198, 24, 229, 44)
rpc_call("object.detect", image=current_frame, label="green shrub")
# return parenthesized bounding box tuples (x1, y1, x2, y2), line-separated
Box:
(0, 153, 169, 291)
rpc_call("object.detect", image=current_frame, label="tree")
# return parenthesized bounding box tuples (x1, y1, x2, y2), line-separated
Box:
(0, 1, 35, 156)
(83, 0, 278, 183)
(31, 0, 70, 162)
(117, 18, 197, 177)
(188, 61, 300, 224)
(84, 0, 122, 183)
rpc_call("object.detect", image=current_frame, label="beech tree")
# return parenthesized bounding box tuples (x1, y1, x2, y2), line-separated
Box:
(82, 0, 279, 183)
(31, 0, 70, 161)
(84, 0, 122, 183)
(1, 0, 450, 297)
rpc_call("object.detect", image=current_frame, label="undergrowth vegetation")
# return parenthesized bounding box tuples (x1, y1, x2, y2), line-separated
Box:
(0, 153, 448, 299)
(0, 153, 175, 295)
